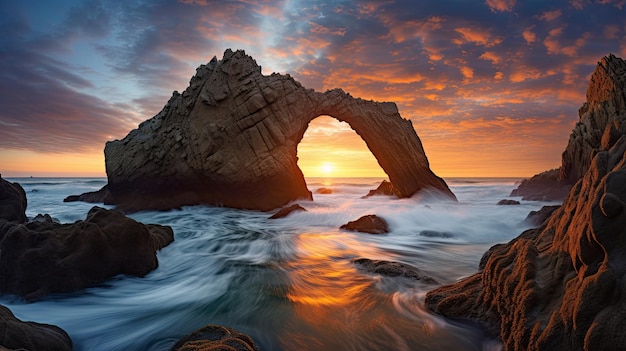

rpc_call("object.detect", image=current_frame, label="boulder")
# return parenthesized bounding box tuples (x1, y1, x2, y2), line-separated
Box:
(364, 180, 397, 197)
(353, 258, 438, 284)
(340, 215, 389, 234)
(314, 187, 333, 194)
(0, 206, 174, 299)
(523, 205, 561, 226)
(63, 184, 116, 204)
(0, 177, 27, 224)
(268, 204, 306, 219)
(0, 304, 72, 351)
(426, 113, 626, 348)
(496, 199, 520, 205)
(510, 169, 570, 201)
(511, 54, 626, 200)
(104, 49, 455, 212)
(171, 324, 258, 351)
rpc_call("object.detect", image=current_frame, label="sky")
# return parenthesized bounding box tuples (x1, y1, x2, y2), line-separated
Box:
(1, 0, 625, 178)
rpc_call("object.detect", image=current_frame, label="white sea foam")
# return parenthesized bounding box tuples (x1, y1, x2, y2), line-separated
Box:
(1, 177, 558, 350)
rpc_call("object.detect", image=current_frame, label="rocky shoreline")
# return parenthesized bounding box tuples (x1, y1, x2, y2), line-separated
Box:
(426, 54, 626, 350)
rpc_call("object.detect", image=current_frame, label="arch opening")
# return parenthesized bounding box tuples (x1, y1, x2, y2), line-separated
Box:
(296, 115, 389, 182)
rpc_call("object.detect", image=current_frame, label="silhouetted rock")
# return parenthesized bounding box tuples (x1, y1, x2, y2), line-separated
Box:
(0, 304, 72, 351)
(523, 205, 561, 226)
(426, 57, 626, 350)
(171, 324, 259, 351)
(104, 49, 455, 212)
(64, 184, 116, 204)
(353, 258, 438, 284)
(0, 206, 174, 300)
(315, 187, 333, 194)
(31, 213, 60, 223)
(268, 204, 306, 219)
(419, 230, 454, 239)
(364, 180, 397, 197)
(509, 169, 570, 201)
(0, 177, 27, 223)
(496, 199, 520, 205)
(512, 54, 626, 200)
(340, 215, 389, 234)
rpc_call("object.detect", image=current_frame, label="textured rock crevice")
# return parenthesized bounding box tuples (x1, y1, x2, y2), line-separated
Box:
(512, 54, 626, 200)
(427, 54, 626, 351)
(105, 49, 455, 212)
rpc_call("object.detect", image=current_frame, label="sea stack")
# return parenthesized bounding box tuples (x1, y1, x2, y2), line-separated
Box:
(104, 49, 455, 212)
(426, 54, 626, 350)
(511, 54, 626, 200)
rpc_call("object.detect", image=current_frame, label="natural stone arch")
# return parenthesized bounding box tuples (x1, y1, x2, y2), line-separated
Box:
(104, 49, 456, 211)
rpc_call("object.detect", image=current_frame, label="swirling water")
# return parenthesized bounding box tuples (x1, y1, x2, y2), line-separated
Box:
(1, 177, 559, 350)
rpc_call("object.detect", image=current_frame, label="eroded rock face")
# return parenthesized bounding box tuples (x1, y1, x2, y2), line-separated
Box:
(105, 49, 455, 212)
(426, 123, 626, 348)
(0, 206, 174, 299)
(512, 54, 626, 200)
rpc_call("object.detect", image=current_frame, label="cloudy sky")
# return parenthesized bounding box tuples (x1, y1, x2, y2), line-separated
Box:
(1, 0, 625, 177)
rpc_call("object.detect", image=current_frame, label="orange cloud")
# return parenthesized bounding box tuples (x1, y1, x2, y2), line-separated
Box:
(538, 10, 562, 21)
(485, 0, 516, 12)
(479, 51, 502, 64)
(454, 27, 503, 47)
(522, 30, 537, 44)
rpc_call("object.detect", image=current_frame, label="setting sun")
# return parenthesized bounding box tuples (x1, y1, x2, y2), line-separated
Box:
(320, 162, 335, 175)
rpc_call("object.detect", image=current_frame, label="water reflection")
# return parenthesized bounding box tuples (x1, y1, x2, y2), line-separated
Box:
(279, 231, 496, 351)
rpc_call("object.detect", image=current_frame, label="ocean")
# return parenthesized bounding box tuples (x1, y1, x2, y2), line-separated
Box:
(0, 177, 559, 351)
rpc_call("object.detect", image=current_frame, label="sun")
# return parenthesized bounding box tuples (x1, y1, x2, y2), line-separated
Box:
(320, 162, 335, 175)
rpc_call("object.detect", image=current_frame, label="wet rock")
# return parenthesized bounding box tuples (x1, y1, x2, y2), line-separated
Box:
(0, 304, 72, 351)
(600, 192, 623, 218)
(496, 199, 520, 205)
(419, 230, 454, 239)
(340, 215, 389, 234)
(268, 204, 306, 219)
(31, 213, 60, 224)
(315, 187, 333, 194)
(0, 206, 174, 300)
(510, 169, 570, 201)
(364, 180, 397, 197)
(171, 324, 259, 351)
(64, 184, 116, 205)
(0, 176, 27, 224)
(523, 205, 561, 226)
(353, 258, 438, 284)
(104, 49, 455, 212)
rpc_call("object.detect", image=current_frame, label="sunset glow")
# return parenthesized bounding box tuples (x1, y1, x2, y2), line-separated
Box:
(1, 1, 625, 178)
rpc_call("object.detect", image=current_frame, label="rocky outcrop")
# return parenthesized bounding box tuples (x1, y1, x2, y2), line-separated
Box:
(104, 49, 455, 212)
(0, 304, 72, 351)
(0, 177, 27, 224)
(512, 54, 626, 200)
(0, 206, 174, 299)
(314, 187, 333, 194)
(171, 324, 258, 351)
(268, 204, 306, 219)
(340, 214, 389, 234)
(426, 59, 626, 350)
(496, 199, 520, 205)
(523, 205, 561, 226)
(64, 185, 116, 204)
(510, 169, 570, 201)
(353, 258, 438, 284)
(364, 180, 397, 197)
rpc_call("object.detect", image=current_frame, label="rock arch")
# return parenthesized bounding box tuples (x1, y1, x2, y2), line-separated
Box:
(104, 49, 456, 211)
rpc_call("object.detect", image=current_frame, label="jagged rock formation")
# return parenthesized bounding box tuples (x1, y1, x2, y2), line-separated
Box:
(364, 180, 397, 197)
(104, 49, 455, 212)
(426, 55, 626, 351)
(512, 54, 626, 200)
(0, 177, 27, 224)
